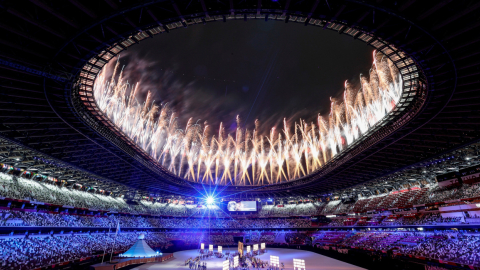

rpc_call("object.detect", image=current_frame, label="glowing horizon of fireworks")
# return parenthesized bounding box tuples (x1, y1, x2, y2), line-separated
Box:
(93, 51, 402, 186)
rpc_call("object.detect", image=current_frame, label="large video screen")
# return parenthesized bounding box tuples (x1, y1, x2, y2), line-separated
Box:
(227, 201, 257, 211)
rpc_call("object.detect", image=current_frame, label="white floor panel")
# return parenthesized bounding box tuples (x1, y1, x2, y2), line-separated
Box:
(132, 248, 366, 270)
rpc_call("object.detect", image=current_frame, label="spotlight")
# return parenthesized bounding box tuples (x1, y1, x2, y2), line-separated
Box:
(206, 196, 215, 205)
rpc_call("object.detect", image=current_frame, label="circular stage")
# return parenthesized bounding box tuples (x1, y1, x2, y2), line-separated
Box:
(132, 248, 365, 270)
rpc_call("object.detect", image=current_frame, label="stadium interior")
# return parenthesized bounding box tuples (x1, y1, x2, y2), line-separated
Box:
(1, 1, 480, 270)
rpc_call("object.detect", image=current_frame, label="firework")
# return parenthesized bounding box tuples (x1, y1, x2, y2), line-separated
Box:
(93, 51, 402, 186)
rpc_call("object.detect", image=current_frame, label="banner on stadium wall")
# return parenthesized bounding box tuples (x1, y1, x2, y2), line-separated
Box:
(444, 199, 461, 203)
(437, 177, 460, 187)
(439, 204, 480, 212)
(391, 188, 418, 195)
(437, 165, 480, 185)
(29, 201, 45, 205)
(440, 212, 464, 218)
(436, 171, 461, 187)
(461, 172, 480, 184)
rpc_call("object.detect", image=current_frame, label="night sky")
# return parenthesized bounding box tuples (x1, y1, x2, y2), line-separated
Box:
(115, 20, 373, 135)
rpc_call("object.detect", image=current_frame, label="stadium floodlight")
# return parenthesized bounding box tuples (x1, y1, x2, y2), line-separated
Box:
(209, 244, 213, 251)
(206, 196, 215, 205)
(201, 243, 204, 250)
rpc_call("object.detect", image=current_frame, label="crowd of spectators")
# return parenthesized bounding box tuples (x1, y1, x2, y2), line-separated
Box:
(2, 171, 480, 221)
(376, 213, 465, 227)
(0, 173, 126, 212)
(417, 183, 480, 204)
(2, 206, 478, 230)
(0, 230, 284, 270)
(0, 172, 318, 230)
(0, 232, 167, 270)
(3, 166, 480, 269)
(285, 233, 308, 245)
(328, 212, 471, 227)
(398, 232, 480, 266)
(416, 213, 463, 225)
(0, 210, 312, 229)
(335, 183, 480, 215)
(0, 172, 322, 220)
(0, 172, 231, 218)
(147, 217, 311, 229)
(1, 223, 479, 269)
(258, 203, 324, 217)
(313, 230, 480, 267)
(259, 234, 275, 244)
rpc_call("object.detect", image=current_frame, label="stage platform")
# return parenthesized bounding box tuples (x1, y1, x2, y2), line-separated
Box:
(129, 248, 365, 270)
(91, 253, 174, 270)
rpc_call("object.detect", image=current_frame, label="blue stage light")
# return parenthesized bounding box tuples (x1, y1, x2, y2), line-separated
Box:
(206, 196, 215, 205)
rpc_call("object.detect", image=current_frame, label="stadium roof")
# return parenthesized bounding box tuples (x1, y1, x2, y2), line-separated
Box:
(0, 0, 479, 198)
